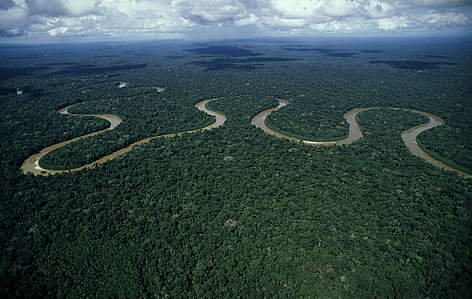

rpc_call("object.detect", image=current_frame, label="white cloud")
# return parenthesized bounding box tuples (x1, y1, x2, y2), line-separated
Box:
(376, 16, 410, 30)
(172, 0, 248, 25)
(270, 0, 321, 19)
(267, 15, 308, 28)
(26, 0, 98, 17)
(48, 26, 67, 37)
(0, 1, 27, 24)
(0, 0, 471, 41)
(361, 0, 396, 19)
(403, 0, 472, 7)
(64, 0, 97, 16)
(419, 10, 470, 27)
(311, 20, 351, 32)
(269, 0, 357, 19)
(96, 0, 184, 35)
(234, 13, 258, 26)
(321, 0, 357, 17)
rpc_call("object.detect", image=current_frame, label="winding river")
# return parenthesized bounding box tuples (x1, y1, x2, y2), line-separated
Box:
(252, 99, 471, 179)
(21, 97, 470, 178)
(21, 99, 226, 176)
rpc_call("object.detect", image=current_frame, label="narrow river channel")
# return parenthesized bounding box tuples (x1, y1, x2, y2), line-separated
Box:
(252, 99, 471, 178)
(21, 99, 226, 176)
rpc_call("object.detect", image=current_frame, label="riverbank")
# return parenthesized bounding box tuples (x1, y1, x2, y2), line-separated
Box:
(21, 99, 225, 176)
(252, 100, 471, 178)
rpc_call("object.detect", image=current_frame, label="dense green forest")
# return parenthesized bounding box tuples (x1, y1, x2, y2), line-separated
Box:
(1, 37, 471, 297)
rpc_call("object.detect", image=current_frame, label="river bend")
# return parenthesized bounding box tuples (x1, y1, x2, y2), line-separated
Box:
(21, 99, 225, 176)
(252, 100, 471, 178)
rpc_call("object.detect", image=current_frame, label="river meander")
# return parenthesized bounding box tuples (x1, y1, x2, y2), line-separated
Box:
(21, 98, 470, 178)
(252, 99, 471, 179)
(21, 98, 225, 176)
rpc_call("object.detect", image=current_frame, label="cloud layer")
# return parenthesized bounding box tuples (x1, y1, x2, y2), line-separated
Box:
(0, 0, 471, 41)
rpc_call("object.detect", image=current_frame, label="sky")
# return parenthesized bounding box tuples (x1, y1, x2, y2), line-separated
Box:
(0, 0, 471, 42)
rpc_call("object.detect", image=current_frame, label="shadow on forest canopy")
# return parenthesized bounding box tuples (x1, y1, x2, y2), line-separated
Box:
(370, 60, 455, 70)
(0, 66, 50, 80)
(190, 57, 299, 71)
(185, 46, 260, 57)
(51, 64, 147, 76)
(283, 47, 357, 57)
